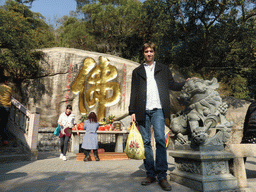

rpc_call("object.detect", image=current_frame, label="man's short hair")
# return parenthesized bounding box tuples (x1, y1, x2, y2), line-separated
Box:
(143, 42, 156, 52)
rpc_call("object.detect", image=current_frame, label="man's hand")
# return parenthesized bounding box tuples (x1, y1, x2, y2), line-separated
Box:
(131, 113, 136, 122)
(186, 77, 197, 81)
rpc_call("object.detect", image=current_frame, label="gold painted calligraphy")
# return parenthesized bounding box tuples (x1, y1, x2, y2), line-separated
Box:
(71, 56, 121, 121)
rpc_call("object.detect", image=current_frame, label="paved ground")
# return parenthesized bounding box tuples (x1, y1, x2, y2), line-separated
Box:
(0, 151, 256, 192)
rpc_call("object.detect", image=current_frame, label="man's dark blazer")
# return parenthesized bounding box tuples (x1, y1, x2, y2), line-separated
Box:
(243, 101, 256, 136)
(129, 62, 185, 122)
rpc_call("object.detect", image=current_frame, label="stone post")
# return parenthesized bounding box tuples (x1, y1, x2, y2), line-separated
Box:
(27, 107, 40, 160)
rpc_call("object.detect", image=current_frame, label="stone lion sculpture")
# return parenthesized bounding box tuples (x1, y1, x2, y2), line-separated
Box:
(170, 78, 233, 146)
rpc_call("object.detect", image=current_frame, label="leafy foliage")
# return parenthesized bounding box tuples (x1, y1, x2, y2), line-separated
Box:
(135, 0, 256, 98)
(58, 16, 97, 50)
(79, 114, 88, 122)
(102, 114, 115, 125)
(59, 0, 142, 56)
(14, 0, 35, 7)
(0, 0, 56, 84)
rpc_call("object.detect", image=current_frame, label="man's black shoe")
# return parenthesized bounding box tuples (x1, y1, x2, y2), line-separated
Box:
(159, 179, 172, 191)
(141, 176, 156, 185)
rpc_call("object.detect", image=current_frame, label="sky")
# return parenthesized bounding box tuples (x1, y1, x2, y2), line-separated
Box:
(0, 0, 77, 22)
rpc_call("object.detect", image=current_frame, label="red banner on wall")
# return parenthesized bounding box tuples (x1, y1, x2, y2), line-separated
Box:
(122, 63, 126, 103)
(65, 63, 73, 103)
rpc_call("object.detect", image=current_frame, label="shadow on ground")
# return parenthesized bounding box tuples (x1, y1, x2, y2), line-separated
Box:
(1, 170, 167, 192)
(37, 151, 61, 160)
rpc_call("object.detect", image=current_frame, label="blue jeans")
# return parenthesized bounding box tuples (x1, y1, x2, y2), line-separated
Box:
(138, 109, 167, 180)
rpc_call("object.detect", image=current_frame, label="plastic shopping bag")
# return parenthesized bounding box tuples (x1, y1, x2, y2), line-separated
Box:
(125, 122, 145, 160)
(53, 125, 61, 136)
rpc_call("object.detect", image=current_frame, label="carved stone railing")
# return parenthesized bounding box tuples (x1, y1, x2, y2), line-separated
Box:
(7, 97, 40, 160)
(226, 144, 256, 189)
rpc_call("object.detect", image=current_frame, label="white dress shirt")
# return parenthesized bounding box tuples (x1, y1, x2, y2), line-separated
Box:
(144, 62, 162, 110)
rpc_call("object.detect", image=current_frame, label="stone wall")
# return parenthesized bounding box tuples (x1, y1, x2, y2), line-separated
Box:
(224, 97, 251, 144)
(23, 47, 140, 129)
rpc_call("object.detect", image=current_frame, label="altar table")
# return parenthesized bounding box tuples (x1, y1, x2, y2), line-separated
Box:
(71, 130, 129, 154)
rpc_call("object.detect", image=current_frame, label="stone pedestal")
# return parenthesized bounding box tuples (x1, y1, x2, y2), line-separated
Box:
(115, 133, 124, 152)
(169, 145, 238, 192)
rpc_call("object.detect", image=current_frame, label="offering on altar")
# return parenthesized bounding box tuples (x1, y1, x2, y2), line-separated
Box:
(97, 122, 123, 131)
(73, 114, 124, 131)
(102, 115, 115, 125)
(113, 122, 122, 131)
(72, 114, 87, 130)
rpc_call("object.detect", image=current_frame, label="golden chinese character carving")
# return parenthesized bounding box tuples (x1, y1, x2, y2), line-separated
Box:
(71, 56, 121, 121)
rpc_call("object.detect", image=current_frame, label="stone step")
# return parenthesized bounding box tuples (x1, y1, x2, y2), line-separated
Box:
(0, 146, 23, 154)
(0, 153, 30, 163)
(0, 136, 30, 163)
(76, 152, 129, 161)
(0, 145, 30, 163)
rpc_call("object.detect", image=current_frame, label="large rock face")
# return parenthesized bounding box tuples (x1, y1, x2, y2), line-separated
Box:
(224, 97, 251, 144)
(23, 47, 140, 128)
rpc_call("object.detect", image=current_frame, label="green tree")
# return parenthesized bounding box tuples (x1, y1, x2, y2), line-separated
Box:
(58, 16, 97, 51)
(81, 0, 142, 55)
(139, 0, 256, 98)
(14, 0, 35, 6)
(0, 0, 56, 85)
(138, 0, 178, 64)
(75, 0, 95, 10)
(59, 0, 142, 57)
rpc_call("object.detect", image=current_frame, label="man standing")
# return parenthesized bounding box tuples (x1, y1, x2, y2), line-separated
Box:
(129, 42, 186, 191)
(0, 76, 12, 146)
